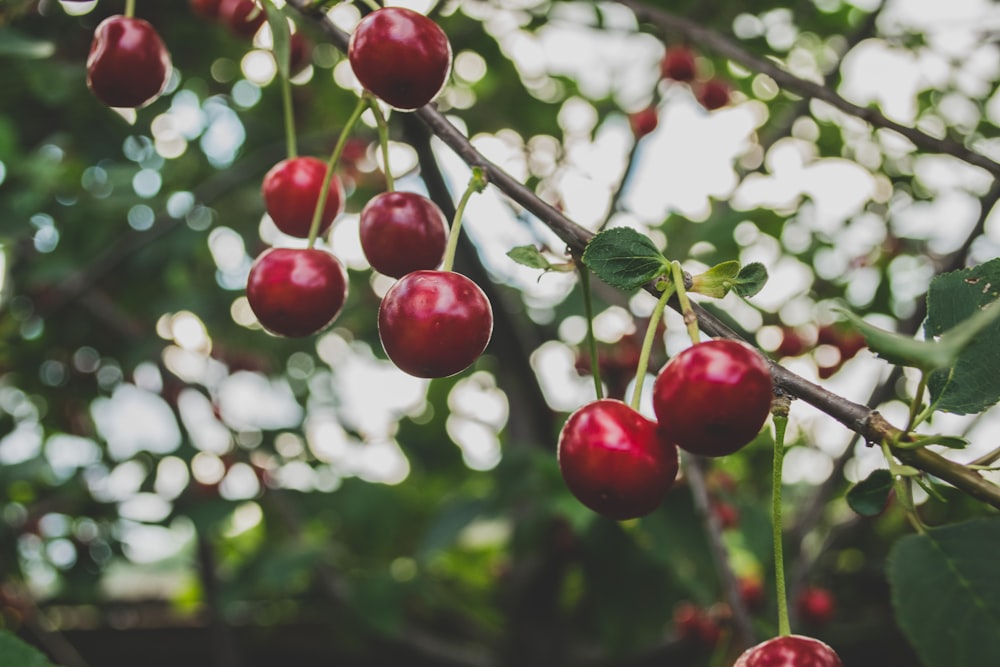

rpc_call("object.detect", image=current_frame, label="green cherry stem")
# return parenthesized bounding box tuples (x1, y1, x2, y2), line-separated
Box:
(124, 0, 136, 18)
(280, 71, 298, 159)
(579, 264, 604, 400)
(440, 167, 488, 273)
(629, 278, 675, 412)
(305, 94, 368, 249)
(367, 97, 394, 192)
(771, 395, 792, 637)
(670, 260, 700, 344)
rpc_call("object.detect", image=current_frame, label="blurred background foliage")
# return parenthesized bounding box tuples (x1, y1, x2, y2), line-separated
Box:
(0, 0, 998, 665)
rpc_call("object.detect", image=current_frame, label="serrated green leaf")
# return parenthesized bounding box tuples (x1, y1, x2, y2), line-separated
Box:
(925, 259, 1000, 415)
(690, 260, 740, 298)
(732, 262, 767, 297)
(0, 630, 59, 667)
(263, 0, 291, 79)
(896, 434, 969, 450)
(846, 468, 893, 516)
(581, 227, 668, 291)
(888, 517, 1000, 667)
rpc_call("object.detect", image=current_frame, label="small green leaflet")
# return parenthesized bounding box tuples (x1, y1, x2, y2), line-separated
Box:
(925, 258, 1000, 415)
(263, 0, 291, 79)
(733, 262, 768, 297)
(846, 469, 893, 517)
(581, 227, 669, 291)
(690, 261, 740, 298)
(888, 517, 1000, 667)
(506, 245, 574, 274)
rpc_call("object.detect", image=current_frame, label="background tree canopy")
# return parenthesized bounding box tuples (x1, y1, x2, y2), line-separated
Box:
(1, 0, 999, 666)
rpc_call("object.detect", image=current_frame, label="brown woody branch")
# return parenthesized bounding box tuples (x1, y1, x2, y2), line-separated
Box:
(617, 0, 1000, 178)
(284, 2, 1000, 508)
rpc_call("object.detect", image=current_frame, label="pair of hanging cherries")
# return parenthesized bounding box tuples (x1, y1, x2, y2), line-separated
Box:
(246, 4, 492, 380)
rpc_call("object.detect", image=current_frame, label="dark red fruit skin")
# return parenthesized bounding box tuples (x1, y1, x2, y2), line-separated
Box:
(558, 399, 679, 521)
(652, 339, 773, 457)
(697, 78, 731, 110)
(190, 0, 222, 19)
(660, 45, 697, 82)
(348, 7, 452, 110)
(87, 16, 172, 109)
(246, 248, 348, 338)
(359, 191, 448, 278)
(738, 575, 766, 612)
(261, 157, 344, 239)
(378, 270, 492, 378)
(628, 107, 659, 139)
(796, 586, 836, 626)
(289, 31, 311, 76)
(734, 635, 843, 667)
(218, 0, 266, 39)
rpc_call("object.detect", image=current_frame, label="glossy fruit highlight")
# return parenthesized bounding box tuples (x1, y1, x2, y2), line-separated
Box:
(261, 157, 344, 239)
(246, 247, 348, 338)
(652, 339, 773, 457)
(378, 270, 492, 378)
(87, 16, 172, 109)
(734, 635, 844, 667)
(348, 6, 452, 110)
(359, 191, 448, 278)
(558, 399, 679, 520)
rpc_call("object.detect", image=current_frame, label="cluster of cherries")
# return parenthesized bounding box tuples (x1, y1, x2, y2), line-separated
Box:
(246, 6, 493, 379)
(627, 43, 734, 140)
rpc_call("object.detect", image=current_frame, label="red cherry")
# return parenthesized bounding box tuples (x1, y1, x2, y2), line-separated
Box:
(218, 0, 266, 39)
(738, 575, 766, 611)
(775, 327, 809, 358)
(557, 399, 679, 521)
(190, 0, 222, 19)
(86, 16, 172, 109)
(673, 601, 722, 647)
(712, 500, 740, 530)
(246, 247, 348, 338)
(652, 339, 773, 457)
(628, 106, 659, 139)
(348, 7, 452, 110)
(289, 31, 311, 76)
(359, 191, 449, 278)
(378, 270, 492, 378)
(697, 78, 731, 111)
(261, 157, 344, 239)
(796, 586, 836, 626)
(660, 45, 697, 82)
(734, 635, 843, 667)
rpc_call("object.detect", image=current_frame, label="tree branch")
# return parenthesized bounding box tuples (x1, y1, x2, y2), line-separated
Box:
(616, 0, 1000, 178)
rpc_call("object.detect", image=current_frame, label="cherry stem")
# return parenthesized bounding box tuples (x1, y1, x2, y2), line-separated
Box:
(579, 264, 604, 401)
(771, 396, 792, 637)
(367, 98, 394, 192)
(306, 94, 368, 249)
(670, 260, 700, 344)
(629, 279, 675, 412)
(280, 70, 298, 159)
(124, 0, 136, 18)
(440, 167, 487, 273)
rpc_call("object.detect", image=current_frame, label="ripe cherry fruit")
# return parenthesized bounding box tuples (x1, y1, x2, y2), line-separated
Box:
(359, 191, 448, 278)
(734, 635, 843, 667)
(660, 45, 697, 82)
(652, 339, 773, 457)
(796, 586, 836, 626)
(87, 16, 172, 109)
(697, 78, 731, 111)
(348, 6, 452, 110)
(628, 106, 659, 139)
(190, 0, 222, 19)
(378, 270, 492, 378)
(261, 157, 344, 239)
(246, 247, 348, 338)
(218, 0, 266, 39)
(558, 399, 679, 521)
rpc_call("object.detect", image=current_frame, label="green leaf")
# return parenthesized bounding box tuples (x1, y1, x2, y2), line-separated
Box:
(888, 517, 1000, 667)
(846, 468, 893, 516)
(263, 0, 291, 79)
(925, 259, 1000, 414)
(895, 434, 969, 450)
(689, 260, 740, 298)
(836, 308, 951, 370)
(0, 630, 59, 667)
(581, 227, 669, 291)
(506, 245, 573, 273)
(0, 28, 54, 59)
(732, 262, 768, 297)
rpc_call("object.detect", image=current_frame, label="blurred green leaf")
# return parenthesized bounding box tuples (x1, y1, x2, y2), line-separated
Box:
(846, 468, 893, 517)
(0, 630, 58, 667)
